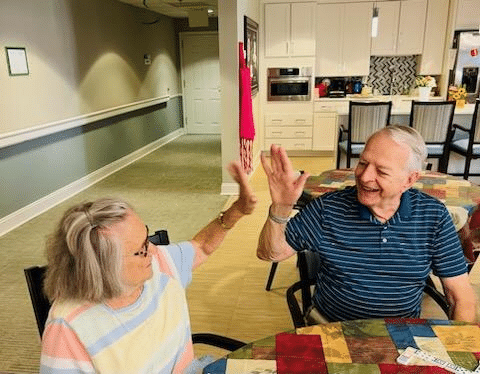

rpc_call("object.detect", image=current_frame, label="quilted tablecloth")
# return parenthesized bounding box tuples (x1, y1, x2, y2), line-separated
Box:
(203, 319, 480, 374)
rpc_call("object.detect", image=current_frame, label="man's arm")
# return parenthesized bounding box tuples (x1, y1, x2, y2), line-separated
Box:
(440, 273, 478, 322)
(191, 161, 257, 269)
(257, 144, 309, 262)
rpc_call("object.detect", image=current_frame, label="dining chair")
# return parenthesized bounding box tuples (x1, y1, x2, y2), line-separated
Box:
(446, 99, 480, 179)
(336, 101, 392, 169)
(408, 100, 456, 173)
(286, 250, 450, 329)
(24, 229, 246, 351)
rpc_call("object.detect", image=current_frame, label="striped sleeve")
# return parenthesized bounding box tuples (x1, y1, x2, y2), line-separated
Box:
(157, 241, 195, 288)
(40, 318, 94, 374)
(431, 205, 468, 278)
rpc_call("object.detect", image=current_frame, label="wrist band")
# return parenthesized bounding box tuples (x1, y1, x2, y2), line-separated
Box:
(268, 205, 290, 225)
(218, 211, 234, 230)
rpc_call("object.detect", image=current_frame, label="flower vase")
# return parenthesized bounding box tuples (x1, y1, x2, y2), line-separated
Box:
(456, 99, 465, 108)
(418, 86, 431, 101)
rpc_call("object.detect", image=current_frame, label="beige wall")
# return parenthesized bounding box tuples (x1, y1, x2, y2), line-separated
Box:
(219, 0, 261, 191)
(0, 0, 181, 136)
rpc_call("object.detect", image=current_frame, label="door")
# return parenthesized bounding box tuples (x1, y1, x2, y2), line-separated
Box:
(180, 32, 220, 134)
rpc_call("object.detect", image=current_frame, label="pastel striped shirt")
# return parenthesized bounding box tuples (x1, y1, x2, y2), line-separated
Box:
(286, 187, 467, 321)
(40, 241, 196, 374)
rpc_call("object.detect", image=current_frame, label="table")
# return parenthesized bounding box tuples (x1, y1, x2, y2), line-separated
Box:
(203, 318, 480, 374)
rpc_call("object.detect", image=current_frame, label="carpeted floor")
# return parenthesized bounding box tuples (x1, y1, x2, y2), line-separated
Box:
(0, 134, 228, 373)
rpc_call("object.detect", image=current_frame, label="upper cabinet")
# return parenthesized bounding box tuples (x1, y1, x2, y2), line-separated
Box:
(264, 2, 316, 57)
(455, 0, 480, 30)
(315, 2, 372, 76)
(418, 0, 449, 75)
(371, 0, 427, 56)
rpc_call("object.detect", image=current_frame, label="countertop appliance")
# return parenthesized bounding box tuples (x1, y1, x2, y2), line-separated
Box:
(451, 30, 480, 102)
(267, 67, 312, 101)
(328, 78, 346, 98)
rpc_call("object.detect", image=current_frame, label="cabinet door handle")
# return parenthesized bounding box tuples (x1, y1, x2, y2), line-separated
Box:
(295, 131, 306, 136)
(272, 120, 283, 125)
(271, 131, 283, 135)
(294, 120, 306, 124)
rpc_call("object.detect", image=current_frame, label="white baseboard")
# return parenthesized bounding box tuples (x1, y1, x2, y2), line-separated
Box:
(0, 128, 185, 237)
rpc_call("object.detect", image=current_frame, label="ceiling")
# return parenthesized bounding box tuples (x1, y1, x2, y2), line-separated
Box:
(117, 0, 218, 18)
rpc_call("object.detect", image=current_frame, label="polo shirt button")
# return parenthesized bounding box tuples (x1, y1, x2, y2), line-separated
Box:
(383, 226, 387, 230)
(382, 238, 387, 243)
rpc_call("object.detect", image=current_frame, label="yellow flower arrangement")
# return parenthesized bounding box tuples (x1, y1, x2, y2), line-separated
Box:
(448, 85, 467, 101)
(449, 85, 467, 108)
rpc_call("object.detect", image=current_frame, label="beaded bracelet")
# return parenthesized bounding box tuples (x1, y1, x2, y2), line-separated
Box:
(268, 205, 290, 225)
(218, 211, 234, 229)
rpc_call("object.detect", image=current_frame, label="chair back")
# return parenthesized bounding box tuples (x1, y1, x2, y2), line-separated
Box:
(349, 101, 392, 143)
(409, 101, 456, 143)
(24, 265, 50, 337)
(469, 99, 480, 143)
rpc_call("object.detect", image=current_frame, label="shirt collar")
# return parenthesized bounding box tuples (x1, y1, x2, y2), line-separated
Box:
(357, 189, 412, 222)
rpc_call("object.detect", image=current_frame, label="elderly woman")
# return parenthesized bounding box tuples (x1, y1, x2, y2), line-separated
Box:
(40, 161, 257, 374)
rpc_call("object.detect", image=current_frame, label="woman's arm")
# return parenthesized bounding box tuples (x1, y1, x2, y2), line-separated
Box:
(191, 161, 257, 269)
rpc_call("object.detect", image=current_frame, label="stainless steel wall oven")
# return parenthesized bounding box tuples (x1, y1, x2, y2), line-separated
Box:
(267, 67, 312, 101)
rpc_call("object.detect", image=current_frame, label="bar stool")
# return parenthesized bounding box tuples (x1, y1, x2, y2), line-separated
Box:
(337, 101, 392, 169)
(409, 100, 456, 172)
(447, 99, 480, 179)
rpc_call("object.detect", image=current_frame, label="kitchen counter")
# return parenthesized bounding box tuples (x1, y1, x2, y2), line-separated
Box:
(314, 95, 475, 116)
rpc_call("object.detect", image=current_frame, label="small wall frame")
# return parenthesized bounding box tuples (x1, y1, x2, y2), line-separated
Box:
(5, 47, 29, 76)
(244, 16, 259, 96)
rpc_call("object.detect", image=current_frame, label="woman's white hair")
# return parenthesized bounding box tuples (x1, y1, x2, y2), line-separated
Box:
(369, 125, 428, 172)
(44, 197, 133, 303)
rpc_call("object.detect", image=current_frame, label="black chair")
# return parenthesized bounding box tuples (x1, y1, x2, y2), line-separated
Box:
(24, 229, 246, 352)
(409, 100, 456, 173)
(286, 249, 451, 329)
(337, 101, 392, 169)
(446, 99, 480, 179)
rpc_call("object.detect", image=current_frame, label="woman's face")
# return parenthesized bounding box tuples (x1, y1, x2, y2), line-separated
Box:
(112, 211, 153, 291)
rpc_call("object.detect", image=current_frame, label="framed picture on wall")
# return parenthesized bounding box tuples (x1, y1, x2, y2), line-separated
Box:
(5, 47, 29, 76)
(244, 16, 259, 96)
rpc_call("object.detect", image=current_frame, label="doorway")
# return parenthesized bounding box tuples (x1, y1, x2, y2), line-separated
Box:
(180, 32, 221, 134)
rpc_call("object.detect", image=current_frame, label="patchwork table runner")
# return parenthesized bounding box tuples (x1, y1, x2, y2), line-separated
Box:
(203, 318, 480, 374)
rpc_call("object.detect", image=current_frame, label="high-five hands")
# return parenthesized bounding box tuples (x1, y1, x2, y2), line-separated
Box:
(260, 145, 310, 213)
(228, 161, 257, 215)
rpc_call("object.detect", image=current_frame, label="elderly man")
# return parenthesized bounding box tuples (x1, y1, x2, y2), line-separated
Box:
(258, 125, 477, 322)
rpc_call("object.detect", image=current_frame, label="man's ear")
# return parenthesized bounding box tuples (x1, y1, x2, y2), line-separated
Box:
(403, 171, 420, 191)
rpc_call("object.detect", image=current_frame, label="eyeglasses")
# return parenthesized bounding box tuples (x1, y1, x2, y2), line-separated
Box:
(132, 225, 150, 258)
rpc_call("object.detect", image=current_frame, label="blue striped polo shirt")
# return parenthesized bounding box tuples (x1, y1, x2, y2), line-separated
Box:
(286, 186, 468, 321)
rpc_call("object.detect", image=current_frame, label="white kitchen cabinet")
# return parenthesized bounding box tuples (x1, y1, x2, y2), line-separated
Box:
(264, 112, 314, 150)
(264, 2, 316, 58)
(316, 2, 372, 76)
(371, 0, 427, 56)
(455, 0, 480, 30)
(418, 0, 449, 75)
(313, 112, 338, 151)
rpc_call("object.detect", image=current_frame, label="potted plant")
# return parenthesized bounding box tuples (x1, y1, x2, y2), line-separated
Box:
(415, 75, 436, 101)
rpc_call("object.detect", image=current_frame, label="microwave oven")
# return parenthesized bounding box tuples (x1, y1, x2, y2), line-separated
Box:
(267, 67, 312, 101)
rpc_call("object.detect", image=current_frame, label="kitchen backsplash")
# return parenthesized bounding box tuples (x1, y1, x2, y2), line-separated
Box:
(368, 56, 417, 95)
